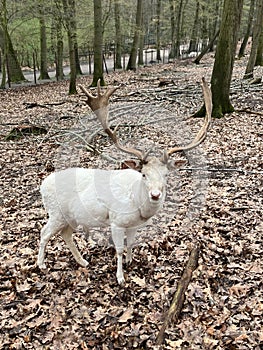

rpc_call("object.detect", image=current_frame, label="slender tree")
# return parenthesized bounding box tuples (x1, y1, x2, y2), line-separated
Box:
(38, 6, 50, 80)
(244, 0, 263, 78)
(156, 0, 162, 61)
(211, 0, 244, 118)
(127, 0, 143, 70)
(114, 0, 122, 69)
(55, 15, 64, 81)
(62, 0, 77, 94)
(53, 0, 64, 81)
(169, 0, 176, 59)
(174, 0, 184, 58)
(238, 0, 255, 59)
(194, 29, 219, 64)
(92, 0, 104, 86)
(188, 0, 200, 53)
(0, 0, 25, 86)
(255, 27, 263, 66)
(195, 0, 244, 118)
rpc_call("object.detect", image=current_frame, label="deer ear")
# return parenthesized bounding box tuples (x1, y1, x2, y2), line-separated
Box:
(121, 160, 141, 171)
(168, 159, 187, 170)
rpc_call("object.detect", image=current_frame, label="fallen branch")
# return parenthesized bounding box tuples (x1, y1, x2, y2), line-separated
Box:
(156, 246, 200, 345)
(235, 108, 263, 117)
(180, 167, 263, 175)
(5, 124, 47, 140)
(23, 101, 67, 109)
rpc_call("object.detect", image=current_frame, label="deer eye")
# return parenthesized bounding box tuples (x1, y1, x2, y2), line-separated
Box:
(142, 173, 146, 178)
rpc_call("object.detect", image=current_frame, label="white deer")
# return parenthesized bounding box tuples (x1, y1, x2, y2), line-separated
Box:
(38, 78, 212, 284)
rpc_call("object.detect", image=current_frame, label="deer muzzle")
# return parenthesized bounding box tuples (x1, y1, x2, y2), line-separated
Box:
(150, 190, 162, 201)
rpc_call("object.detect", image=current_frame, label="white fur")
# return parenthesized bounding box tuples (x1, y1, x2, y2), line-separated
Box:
(38, 157, 168, 284)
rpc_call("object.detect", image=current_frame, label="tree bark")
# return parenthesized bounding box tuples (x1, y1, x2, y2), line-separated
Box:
(238, 0, 255, 59)
(169, 0, 176, 59)
(39, 9, 50, 80)
(92, 0, 104, 86)
(114, 0, 122, 69)
(244, 0, 263, 78)
(156, 0, 162, 61)
(62, 0, 77, 94)
(127, 0, 143, 70)
(174, 0, 184, 58)
(255, 27, 263, 66)
(138, 27, 144, 66)
(188, 0, 200, 53)
(195, 0, 243, 119)
(0, 0, 25, 85)
(56, 17, 64, 81)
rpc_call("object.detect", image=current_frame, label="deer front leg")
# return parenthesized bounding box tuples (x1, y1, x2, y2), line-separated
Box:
(126, 228, 137, 264)
(111, 225, 125, 284)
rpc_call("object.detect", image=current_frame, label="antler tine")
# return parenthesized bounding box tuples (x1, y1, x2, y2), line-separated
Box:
(79, 81, 145, 161)
(167, 77, 212, 156)
(105, 85, 121, 99)
(79, 84, 95, 99)
(97, 79, 102, 96)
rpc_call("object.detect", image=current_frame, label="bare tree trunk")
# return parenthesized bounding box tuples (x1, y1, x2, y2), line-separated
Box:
(74, 42, 82, 75)
(188, 0, 200, 53)
(238, 0, 255, 58)
(127, 0, 143, 70)
(62, 0, 77, 94)
(39, 8, 50, 80)
(255, 27, 263, 65)
(169, 0, 176, 59)
(174, 0, 184, 58)
(114, 0, 122, 69)
(138, 26, 144, 66)
(244, 0, 263, 78)
(210, 0, 244, 118)
(195, 0, 243, 119)
(194, 29, 219, 64)
(92, 0, 104, 86)
(169, 0, 184, 59)
(209, 0, 221, 52)
(56, 17, 64, 81)
(0, 26, 25, 84)
(156, 0, 162, 61)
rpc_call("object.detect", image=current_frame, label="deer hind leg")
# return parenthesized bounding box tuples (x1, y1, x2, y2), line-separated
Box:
(111, 225, 125, 284)
(126, 228, 136, 265)
(38, 219, 62, 269)
(60, 226, 88, 267)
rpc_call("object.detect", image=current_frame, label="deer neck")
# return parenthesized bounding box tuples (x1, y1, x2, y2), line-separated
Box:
(135, 179, 165, 221)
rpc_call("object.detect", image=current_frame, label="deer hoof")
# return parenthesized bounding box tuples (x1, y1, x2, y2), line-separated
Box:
(117, 275, 125, 285)
(38, 263, 47, 269)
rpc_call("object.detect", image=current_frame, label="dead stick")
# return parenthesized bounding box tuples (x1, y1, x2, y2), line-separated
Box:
(156, 246, 200, 345)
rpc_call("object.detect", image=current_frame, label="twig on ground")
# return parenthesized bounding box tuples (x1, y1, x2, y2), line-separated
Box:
(156, 246, 200, 345)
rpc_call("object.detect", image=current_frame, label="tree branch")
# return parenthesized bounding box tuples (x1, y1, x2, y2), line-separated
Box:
(156, 246, 200, 345)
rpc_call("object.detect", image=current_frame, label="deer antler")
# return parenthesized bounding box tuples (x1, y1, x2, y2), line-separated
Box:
(167, 77, 212, 156)
(79, 80, 145, 161)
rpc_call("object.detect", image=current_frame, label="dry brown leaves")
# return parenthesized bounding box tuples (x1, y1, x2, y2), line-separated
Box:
(0, 54, 262, 349)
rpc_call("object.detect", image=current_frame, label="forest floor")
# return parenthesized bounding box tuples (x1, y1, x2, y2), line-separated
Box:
(0, 54, 262, 350)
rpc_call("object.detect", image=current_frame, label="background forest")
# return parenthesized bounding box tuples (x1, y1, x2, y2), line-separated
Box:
(0, 0, 258, 85)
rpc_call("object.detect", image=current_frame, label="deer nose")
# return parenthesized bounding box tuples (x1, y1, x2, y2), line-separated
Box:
(150, 190, 162, 201)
